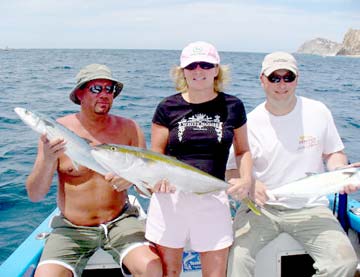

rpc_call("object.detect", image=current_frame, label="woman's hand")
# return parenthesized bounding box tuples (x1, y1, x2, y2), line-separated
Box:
(152, 179, 176, 193)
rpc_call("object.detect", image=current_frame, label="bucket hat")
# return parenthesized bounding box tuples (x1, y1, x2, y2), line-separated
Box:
(70, 64, 123, 105)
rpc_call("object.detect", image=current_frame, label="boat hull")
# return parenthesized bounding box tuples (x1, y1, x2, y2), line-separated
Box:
(1, 194, 359, 277)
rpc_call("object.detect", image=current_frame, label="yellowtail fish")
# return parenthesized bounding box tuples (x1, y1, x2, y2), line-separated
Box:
(91, 144, 261, 214)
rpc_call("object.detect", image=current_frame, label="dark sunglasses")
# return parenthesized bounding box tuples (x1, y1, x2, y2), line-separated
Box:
(184, 62, 216, 70)
(88, 84, 118, 95)
(266, 72, 297, 83)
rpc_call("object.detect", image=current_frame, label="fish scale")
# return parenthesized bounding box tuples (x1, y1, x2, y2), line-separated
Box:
(91, 144, 262, 215)
(14, 107, 108, 175)
(91, 143, 228, 194)
(268, 167, 360, 198)
(14, 107, 261, 215)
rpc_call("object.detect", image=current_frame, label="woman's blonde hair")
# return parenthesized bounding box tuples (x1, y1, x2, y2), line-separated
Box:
(170, 64, 231, 93)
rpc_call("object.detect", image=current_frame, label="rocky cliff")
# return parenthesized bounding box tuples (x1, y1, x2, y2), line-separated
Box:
(297, 28, 360, 57)
(336, 29, 360, 56)
(297, 38, 342, 56)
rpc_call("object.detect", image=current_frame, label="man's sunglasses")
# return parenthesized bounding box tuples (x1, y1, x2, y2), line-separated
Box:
(88, 84, 120, 95)
(266, 72, 297, 83)
(184, 62, 216, 70)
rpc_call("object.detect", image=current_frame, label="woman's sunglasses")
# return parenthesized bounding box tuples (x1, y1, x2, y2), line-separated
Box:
(184, 62, 216, 70)
(266, 72, 297, 83)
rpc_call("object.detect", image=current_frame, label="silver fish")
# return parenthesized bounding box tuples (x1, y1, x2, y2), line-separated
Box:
(91, 143, 228, 194)
(14, 107, 108, 175)
(90, 144, 262, 215)
(268, 167, 360, 198)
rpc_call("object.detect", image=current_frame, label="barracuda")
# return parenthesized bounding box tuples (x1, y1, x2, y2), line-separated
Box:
(268, 167, 360, 198)
(14, 107, 108, 175)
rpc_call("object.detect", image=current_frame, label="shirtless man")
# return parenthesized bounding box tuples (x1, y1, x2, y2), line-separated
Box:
(26, 64, 163, 277)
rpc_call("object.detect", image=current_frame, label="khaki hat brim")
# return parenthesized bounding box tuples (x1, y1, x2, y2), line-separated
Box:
(262, 64, 298, 76)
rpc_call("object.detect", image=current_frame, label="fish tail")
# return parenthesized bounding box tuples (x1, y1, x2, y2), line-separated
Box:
(243, 198, 262, 216)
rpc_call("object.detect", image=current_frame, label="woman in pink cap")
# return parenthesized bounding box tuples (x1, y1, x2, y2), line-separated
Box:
(145, 41, 253, 276)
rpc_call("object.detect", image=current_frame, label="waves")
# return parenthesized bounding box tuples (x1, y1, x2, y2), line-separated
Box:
(1, 49, 360, 264)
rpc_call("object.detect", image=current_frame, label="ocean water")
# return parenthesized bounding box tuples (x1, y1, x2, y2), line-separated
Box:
(0, 49, 360, 264)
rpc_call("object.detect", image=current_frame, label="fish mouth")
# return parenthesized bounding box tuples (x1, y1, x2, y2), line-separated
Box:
(14, 107, 26, 119)
(14, 107, 23, 114)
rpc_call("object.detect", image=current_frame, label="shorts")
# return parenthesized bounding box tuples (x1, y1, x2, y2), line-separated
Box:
(38, 203, 149, 277)
(145, 190, 233, 252)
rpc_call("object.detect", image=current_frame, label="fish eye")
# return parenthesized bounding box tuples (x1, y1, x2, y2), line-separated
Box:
(110, 146, 117, 151)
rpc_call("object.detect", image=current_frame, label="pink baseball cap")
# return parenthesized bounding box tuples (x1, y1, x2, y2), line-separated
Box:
(180, 41, 220, 68)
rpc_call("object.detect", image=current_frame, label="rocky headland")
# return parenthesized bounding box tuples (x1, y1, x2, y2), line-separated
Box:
(297, 28, 360, 57)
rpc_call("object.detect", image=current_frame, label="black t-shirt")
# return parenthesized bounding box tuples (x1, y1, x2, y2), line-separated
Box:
(152, 92, 247, 180)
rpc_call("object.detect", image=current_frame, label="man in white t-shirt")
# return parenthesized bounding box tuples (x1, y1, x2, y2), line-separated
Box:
(226, 52, 359, 277)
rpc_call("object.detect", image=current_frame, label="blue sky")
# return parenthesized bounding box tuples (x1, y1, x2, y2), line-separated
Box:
(1, 0, 360, 53)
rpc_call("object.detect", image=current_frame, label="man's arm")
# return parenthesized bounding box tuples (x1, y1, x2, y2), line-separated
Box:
(323, 150, 348, 171)
(131, 119, 146, 148)
(26, 134, 65, 202)
(324, 150, 360, 194)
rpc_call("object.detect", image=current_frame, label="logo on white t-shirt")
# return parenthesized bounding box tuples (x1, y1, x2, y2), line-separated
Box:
(297, 135, 319, 150)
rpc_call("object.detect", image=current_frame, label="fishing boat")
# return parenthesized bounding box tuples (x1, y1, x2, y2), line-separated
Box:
(0, 193, 359, 277)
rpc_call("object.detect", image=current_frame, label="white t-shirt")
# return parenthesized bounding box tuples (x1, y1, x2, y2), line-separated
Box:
(227, 96, 344, 209)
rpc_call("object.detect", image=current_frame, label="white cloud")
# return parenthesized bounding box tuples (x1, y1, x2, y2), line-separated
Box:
(1, 1, 359, 52)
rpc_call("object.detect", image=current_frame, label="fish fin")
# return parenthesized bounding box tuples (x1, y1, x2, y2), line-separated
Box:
(305, 172, 317, 177)
(71, 160, 79, 171)
(194, 188, 223, 195)
(243, 198, 262, 216)
(139, 154, 179, 165)
(134, 182, 152, 198)
(83, 138, 96, 145)
(341, 170, 356, 177)
(140, 157, 156, 164)
(265, 190, 277, 201)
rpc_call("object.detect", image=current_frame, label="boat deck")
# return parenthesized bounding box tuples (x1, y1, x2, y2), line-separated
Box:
(83, 268, 124, 277)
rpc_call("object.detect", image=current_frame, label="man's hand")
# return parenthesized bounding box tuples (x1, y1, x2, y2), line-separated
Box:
(335, 163, 360, 195)
(105, 173, 133, 192)
(339, 184, 360, 195)
(41, 134, 66, 162)
(227, 177, 252, 201)
(252, 180, 270, 207)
